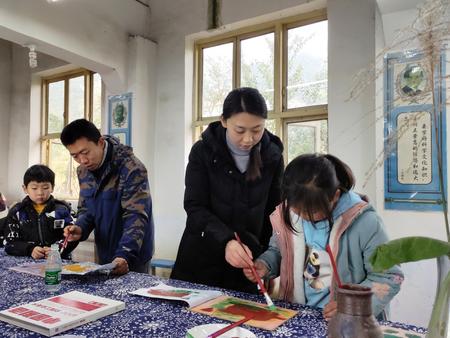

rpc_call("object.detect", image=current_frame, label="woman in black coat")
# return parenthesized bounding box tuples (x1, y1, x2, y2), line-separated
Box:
(171, 87, 284, 293)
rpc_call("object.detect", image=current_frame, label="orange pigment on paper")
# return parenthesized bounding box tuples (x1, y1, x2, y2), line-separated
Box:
(148, 289, 192, 298)
(64, 264, 89, 273)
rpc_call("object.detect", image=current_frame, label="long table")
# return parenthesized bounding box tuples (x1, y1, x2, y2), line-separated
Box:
(0, 248, 426, 337)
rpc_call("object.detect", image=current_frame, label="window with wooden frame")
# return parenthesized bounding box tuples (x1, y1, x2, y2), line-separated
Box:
(193, 9, 328, 163)
(41, 69, 103, 200)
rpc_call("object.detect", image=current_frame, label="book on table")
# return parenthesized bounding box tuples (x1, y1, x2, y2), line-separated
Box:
(130, 282, 297, 330)
(0, 291, 125, 337)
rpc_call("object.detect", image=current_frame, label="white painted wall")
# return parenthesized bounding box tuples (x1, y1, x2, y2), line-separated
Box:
(328, 0, 376, 199)
(0, 39, 11, 195)
(127, 36, 157, 193)
(4, 45, 66, 203)
(374, 5, 448, 327)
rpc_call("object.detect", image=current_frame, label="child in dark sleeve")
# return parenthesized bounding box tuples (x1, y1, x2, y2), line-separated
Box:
(4, 165, 78, 259)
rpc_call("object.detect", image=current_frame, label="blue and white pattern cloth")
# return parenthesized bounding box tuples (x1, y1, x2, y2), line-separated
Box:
(0, 249, 426, 337)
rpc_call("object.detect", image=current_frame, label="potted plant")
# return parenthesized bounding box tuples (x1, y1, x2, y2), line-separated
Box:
(370, 237, 450, 337)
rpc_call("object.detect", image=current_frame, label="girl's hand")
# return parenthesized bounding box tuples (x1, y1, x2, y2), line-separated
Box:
(225, 239, 254, 268)
(31, 246, 46, 259)
(323, 300, 337, 320)
(243, 260, 268, 282)
(63, 225, 82, 242)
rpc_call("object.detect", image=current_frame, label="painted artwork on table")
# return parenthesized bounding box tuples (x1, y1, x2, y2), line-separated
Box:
(147, 288, 198, 298)
(9, 262, 115, 277)
(381, 325, 425, 338)
(62, 262, 116, 275)
(191, 295, 298, 331)
(130, 283, 223, 308)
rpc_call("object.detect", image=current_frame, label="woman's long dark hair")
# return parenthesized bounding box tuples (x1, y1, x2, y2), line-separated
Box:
(281, 153, 355, 233)
(222, 87, 268, 181)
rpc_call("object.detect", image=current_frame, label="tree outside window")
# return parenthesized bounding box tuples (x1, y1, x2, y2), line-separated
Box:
(194, 11, 328, 163)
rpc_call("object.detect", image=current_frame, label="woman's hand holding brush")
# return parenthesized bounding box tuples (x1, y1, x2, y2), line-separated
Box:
(243, 260, 268, 283)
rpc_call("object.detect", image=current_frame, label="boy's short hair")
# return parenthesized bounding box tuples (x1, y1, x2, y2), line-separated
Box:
(24, 165, 55, 187)
(60, 119, 102, 146)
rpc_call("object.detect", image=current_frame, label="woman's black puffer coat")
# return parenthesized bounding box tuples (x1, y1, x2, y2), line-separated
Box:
(171, 121, 284, 293)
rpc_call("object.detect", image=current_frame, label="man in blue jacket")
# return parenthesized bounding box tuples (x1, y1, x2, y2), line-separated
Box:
(61, 119, 154, 275)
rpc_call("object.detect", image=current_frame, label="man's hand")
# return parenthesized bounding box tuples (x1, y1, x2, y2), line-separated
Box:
(63, 225, 82, 242)
(31, 246, 47, 259)
(323, 300, 337, 321)
(112, 257, 129, 275)
(225, 239, 254, 268)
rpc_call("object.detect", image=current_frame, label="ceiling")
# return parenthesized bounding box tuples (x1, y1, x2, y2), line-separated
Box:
(44, 0, 425, 33)
(377, 0, 425, 15)
(43, 0, 151, 38)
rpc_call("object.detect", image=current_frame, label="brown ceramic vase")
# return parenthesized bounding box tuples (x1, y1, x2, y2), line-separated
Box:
(328, 284, 383, 338)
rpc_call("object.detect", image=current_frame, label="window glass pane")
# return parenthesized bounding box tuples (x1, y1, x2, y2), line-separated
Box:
(202, 43, 233, 118)
(241, 33, 274, 110)
(48, 81, 65, 133)
(287, 119, 328, 163)
(92, 73, 102, 128)
(265, 119, 276, 135)
(287, 20, 328, 109)
(48, 139, 79, 199)
(68, 76, 85, 123)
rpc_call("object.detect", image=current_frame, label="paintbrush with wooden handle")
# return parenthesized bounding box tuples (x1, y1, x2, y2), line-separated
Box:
(234, 232, 276, 310)
(207, 316, 252, 338)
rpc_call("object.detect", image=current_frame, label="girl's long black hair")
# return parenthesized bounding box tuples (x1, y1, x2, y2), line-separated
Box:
(222, 87, 268, 181)
(281, 153, 355, 233)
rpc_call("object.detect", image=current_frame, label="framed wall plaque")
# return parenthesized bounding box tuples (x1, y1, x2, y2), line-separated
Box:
(384, 51, 447, 211)
(108, 92, 132, 146)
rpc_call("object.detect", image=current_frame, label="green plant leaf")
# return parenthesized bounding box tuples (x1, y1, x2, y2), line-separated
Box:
(427, 270, 450, 338)
(369, 236, 450, 272)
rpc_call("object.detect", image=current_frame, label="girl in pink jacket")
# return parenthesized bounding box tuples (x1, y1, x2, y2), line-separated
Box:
(243, 153, 403, 320)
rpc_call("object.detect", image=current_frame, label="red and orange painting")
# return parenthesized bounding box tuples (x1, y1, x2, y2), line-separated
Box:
(191, 295, 297, 330)
(147, 289, 196, 298)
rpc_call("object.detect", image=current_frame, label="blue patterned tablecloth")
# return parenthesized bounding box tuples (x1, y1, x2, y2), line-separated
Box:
(0, 249, 426, 337)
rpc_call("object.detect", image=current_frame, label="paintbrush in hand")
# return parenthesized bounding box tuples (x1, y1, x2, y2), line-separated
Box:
(234, 232, 276, 310)
(60, 228, 71, 254)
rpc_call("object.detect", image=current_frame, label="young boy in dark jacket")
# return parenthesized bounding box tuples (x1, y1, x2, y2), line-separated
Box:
(4, 165, 77, 259)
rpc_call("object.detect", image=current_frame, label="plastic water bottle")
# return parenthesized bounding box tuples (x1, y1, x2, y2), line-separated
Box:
(45, 244, 62, 292)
